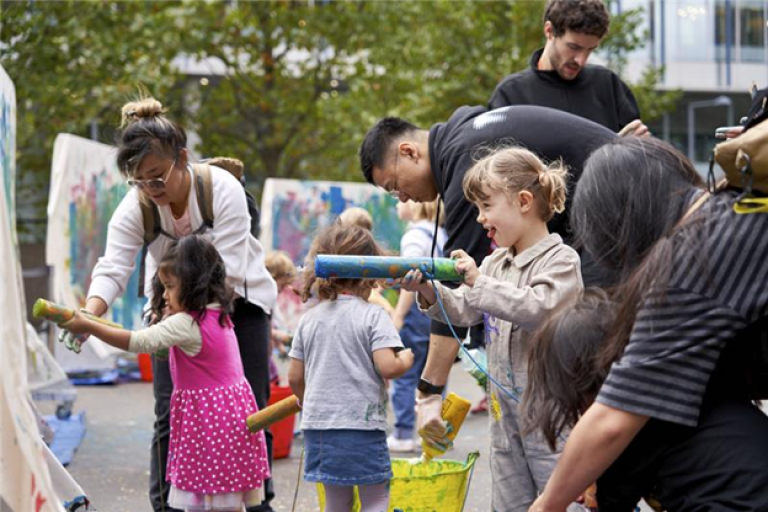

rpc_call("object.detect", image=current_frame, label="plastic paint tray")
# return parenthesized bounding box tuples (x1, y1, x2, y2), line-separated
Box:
(317, 451, 479, 512)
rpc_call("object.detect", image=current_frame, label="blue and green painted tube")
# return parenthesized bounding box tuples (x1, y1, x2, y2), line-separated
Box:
(315, 255, 462, 282)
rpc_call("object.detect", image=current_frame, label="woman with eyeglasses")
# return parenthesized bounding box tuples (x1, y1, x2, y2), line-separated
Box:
(57, 96, 278, 512)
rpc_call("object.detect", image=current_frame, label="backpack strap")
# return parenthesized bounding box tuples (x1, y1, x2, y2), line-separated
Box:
(192, 163, 215, 231)
(138, 200, 163, 297)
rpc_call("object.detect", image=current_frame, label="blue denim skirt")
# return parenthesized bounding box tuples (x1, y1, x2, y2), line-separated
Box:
(304, 429, 392, 486)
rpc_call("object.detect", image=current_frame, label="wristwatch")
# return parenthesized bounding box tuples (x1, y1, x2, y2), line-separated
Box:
(417, 377, 445, 395)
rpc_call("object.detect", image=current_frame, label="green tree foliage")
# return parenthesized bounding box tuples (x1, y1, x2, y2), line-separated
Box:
(0, 0, 185, 240)
(1, 0, 676, 241)
(182, 0, 677, 188)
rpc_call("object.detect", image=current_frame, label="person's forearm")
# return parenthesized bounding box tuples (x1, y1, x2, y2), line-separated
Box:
(83, 320, 132, 351)
(84, 296, 109, 317)
(390, 352, 415, 379)
(418, 284, 437, 306)
(419, 333, 460, 389)
(532, 402, 649, 511)
(293, 382, 305, 402)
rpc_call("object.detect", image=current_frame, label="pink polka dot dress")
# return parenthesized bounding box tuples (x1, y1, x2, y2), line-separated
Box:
(166, 309, 270, 510)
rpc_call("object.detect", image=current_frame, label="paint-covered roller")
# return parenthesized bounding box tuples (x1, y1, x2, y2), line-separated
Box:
(420, 392, 471, 463)
(246, 394, 301, 432)
(315, 255, 463, 282)
(33, 298, 122, 328)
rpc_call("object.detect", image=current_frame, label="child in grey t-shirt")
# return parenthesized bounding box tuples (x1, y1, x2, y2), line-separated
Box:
(288, 223, 414, 512)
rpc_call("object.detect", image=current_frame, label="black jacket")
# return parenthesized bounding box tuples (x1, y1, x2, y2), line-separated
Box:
(489, 48, 640, 133)
(428, 105, 615, 285)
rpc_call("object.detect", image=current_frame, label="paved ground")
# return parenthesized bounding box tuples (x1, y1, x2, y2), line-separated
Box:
(52, 360, 492, 511)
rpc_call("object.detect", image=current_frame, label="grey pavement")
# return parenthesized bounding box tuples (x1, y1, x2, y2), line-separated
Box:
(52, 359, 492, 512)
(49, 359, 666, 512)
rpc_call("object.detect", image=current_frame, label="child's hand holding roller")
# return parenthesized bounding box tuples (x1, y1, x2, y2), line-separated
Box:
(450, 249, 480, 286)
(59, 310, 94, 336)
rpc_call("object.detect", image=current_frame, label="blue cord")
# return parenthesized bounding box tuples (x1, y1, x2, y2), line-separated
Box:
(422, 261, 567, 443)
(421, 264, 521, 404)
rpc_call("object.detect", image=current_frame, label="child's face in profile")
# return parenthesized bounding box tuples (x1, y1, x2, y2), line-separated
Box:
(275, 272, 296, 293)
(159, 270, 183, 314)
(474, 185, 525, 249)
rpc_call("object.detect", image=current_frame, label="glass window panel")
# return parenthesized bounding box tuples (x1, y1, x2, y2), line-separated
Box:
(739, 3, 765, 61)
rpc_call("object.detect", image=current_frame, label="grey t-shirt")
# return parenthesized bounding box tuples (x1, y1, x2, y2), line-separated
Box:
(289, 295, 403, 431)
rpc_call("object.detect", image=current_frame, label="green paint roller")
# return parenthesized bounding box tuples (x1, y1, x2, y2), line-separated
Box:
(315, 255, 463, 281)
(33, 298, 122, 328)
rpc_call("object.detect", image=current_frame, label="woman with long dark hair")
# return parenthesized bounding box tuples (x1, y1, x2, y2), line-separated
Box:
(530, 137, 768, 511)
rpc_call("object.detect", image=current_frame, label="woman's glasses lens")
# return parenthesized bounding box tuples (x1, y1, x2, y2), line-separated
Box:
(127, 178, 166, 191)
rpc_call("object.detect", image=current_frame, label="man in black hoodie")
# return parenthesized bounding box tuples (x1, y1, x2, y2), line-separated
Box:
(359, 105, 615, 454)
(489, 0, 648, 137)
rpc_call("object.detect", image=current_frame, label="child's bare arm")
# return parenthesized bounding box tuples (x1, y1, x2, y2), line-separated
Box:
(373, 348, 414, 379)
(62, 311, 132, 351)
(288, 358, 306, 401)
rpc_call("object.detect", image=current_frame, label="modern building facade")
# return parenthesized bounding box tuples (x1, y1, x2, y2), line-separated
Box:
(619, 0, 766, 162)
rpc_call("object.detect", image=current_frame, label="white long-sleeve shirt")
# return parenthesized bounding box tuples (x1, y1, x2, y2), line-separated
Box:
(88, 164, 277, 313)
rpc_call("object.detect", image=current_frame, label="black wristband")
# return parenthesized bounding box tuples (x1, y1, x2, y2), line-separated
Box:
(417, 378, 445, 395)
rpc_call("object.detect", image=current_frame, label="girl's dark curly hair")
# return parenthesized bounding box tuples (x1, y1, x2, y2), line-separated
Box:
(150, 235, 234, 327)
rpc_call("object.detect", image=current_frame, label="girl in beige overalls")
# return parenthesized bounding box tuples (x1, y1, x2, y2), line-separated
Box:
(402, 147, 583, 511)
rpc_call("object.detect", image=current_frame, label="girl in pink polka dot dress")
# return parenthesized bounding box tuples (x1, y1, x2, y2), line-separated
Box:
(60, 235, 270, 511)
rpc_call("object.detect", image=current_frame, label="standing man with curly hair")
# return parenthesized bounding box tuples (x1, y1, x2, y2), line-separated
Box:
(489, 0, 648, 137)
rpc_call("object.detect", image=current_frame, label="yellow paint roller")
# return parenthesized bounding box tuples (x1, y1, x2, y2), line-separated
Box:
(420, 392, 471, 462)
(246, 394, 301, 432)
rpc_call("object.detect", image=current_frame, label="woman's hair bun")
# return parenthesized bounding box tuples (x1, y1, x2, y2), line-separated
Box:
(120, 97, 165, 127)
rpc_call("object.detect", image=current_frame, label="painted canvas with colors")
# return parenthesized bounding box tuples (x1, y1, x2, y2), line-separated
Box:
(260, 178, 405, 265)
(46, 134, 146, 331)
(260, 178, 406, 332)
(0, 64, 16, 239)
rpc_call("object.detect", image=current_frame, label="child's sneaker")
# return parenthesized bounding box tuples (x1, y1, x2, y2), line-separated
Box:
(387, 435, 416, 453)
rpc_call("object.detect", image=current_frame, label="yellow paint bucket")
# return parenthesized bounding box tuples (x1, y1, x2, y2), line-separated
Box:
(317, 451, 479, 512)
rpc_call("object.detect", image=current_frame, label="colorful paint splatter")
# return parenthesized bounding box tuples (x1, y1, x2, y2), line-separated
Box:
(314, 255, 461, 281)
(66, 165, 145, 329)
(260, 178, 406, 266)
(0, 65, 16, 235)
(48, 134, 146, 331)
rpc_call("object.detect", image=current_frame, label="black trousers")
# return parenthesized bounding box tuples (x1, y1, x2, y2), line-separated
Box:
(149, 299, 274, 512)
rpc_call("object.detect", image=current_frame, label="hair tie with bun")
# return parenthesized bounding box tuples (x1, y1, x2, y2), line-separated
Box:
(538, 167, 551, 189)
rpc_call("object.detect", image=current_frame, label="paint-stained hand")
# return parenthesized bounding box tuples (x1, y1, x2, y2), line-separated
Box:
(59, 310, 93, 336)
(57, 310, 91, 354)
(416, 394, 449, 447)
(402, 270, 438, 306)
(451, 250, 479, 287)
(401, 269, 426, 293)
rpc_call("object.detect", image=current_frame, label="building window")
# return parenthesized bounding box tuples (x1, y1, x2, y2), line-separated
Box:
(715, 0, 766, 62)
(739, 3, 766, 61)
(714, 1, 736, 50)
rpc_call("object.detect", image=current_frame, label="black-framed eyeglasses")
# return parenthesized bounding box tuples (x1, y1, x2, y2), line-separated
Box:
(383, 152, 401, 199)
(126, 160, 176, 191)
